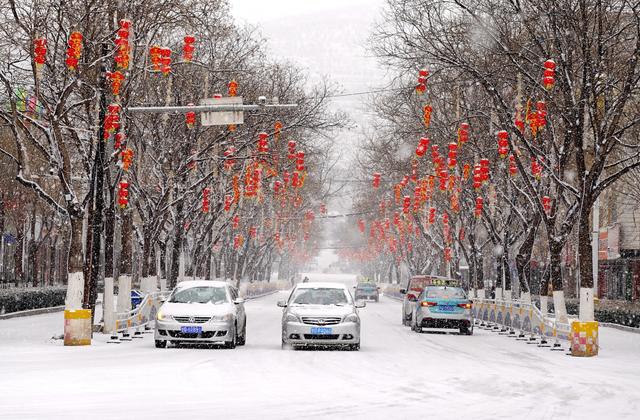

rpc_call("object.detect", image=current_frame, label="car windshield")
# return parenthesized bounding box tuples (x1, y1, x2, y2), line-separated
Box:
(424, 286, 466, 300)
(169, 286, 228, 304)
(357, 284, 376, 290)
(290, 287, 350, 305)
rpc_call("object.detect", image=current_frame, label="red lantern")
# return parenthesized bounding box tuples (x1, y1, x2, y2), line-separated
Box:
(438, 169, 448, 191)
(257, 132, 269, 153)
(480, 158, 490, 182)
(373, 173, 381, 188)
(358, 219, 366, 233)
(233, 234, 244, 250)
(224, 195, 232, 212)
(473, 164, 482, 189)
(403, 196, 411, 214)
(120, 147, 134, 171)
(542, 196, 551, 214)
(228, 79, 238, 97)
(475, 197, 483, 218)
(291, 171, 300, 188)
(423, 105, 433, 128)
(543, 59, 556, 90)
(66, 32, 83, 71)
(202, 187, 210, 213)
(150, 46, 162, 72)
(104, 104, 121, 140)
(106, 71, 125, 96)
(497, 130, 509, 158)
(462, 163, 471, 180)
(415, 69, 428, 94)
(536, 101, 547, 129)
(447, 142, 458, 168)
(114, 20, 131, 70)
(274, 121, 283, 141)
(114, 132, 125, 151)
(458, 122, 469, 144)
(428, 207, 436, 224)
(287, 140, 296, 159)
(416, 137, 429, 157)
(249, 226, 257, 239)
(185, 104, 196, 128)
(296, 151, 305, 172)
(160, 47, 172, 75)
(118, 180, 129, 208)
(224, 147, 236, 171)
(183, 35, 196, 62)
(509, 155, 517, 176)
(514, 108, 525, 133)
(444, 247, 452, 262)
(33, 38, 47, 69)
(531, 157, 542, 179)
(232, 215, 240, 229)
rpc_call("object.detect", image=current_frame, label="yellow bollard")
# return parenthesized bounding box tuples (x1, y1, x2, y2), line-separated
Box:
(64, 309, 92, 346)
(570, 321, 599, 357)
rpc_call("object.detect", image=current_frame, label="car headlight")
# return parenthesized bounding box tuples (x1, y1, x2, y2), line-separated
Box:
(343, 313, 359, 323)
(157, 311, 172, 321)
(211, 314, 233, 322)
(285, 313, 301, 323)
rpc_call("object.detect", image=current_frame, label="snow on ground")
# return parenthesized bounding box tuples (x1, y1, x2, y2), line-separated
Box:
(1, 272, 639, 419)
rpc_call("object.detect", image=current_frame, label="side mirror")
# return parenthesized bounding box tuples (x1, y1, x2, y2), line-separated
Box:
(277, 300, 287, 308)
(407, 295, 418, 302)
(233, 298, 245, 305)
(159, 295, 167, 303)
(399, 289, 406, 294)
(355, 301, 366, 308)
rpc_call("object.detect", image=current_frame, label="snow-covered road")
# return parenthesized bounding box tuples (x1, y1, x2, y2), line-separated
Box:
(1, 273, 639, 419)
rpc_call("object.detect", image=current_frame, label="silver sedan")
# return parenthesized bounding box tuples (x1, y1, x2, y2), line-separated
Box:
(154, 280, 247, 348)
(278, 282, 365, 350)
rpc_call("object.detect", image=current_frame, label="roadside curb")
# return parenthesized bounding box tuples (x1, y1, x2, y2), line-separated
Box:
(0, 305, 65, 320)
(601, 322, 640, 334)
(244, 289, 283, 300)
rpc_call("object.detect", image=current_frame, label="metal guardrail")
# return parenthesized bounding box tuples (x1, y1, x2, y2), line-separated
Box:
(472, 298, 572, 342)
(114, 291, 170, 333)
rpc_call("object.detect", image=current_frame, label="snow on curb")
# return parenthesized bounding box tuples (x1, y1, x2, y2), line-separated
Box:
(601, 322, 640, 334)
(0, 305, 65, 320)
(244, 289, 282, 300)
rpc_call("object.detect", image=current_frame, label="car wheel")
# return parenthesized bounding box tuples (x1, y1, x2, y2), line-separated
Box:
(225, 325, 237, 349)
(460, 324, 474, 336)
(155, 340, 166, 348)
(237, 320, 247, 346)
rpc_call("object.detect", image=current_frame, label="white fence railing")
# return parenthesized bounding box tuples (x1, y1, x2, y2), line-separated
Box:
(113, 291, 170, 333)
(472, 298, 572, 342)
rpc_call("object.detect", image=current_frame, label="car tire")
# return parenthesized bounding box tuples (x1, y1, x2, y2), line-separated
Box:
(237, 320, 247, 346)
(225, 325, 237, 349)
(460, 325, 474, 336)
(155, 340, 166, 348)
(403, 312, 412, 326)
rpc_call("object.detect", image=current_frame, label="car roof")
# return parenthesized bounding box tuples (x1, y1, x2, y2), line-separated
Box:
(176, 280, 229, 288)
(295, 282, 347, 290)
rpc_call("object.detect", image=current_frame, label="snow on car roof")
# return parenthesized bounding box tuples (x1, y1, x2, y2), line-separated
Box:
(296, 282, 347, 289)
(176, 280, 229, 288)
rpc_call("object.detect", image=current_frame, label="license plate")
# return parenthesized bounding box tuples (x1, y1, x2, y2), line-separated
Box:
(181, 326, 202, 334)
(439, 305, 455, 311)
(310, 327, 332, 335)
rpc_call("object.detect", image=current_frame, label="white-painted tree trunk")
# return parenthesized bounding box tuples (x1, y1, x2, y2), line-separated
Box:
(469, 289, 476, 299)
(579, 287, 595, 322)
(65, 272, 84, 310)
(520, 291, 531, 304)
(504, 289, 512, 301)
(476, 289, 486, 299)
(178, 250, 185, 282)
(540, 295, 548, 315)
(495, 288, 503, 300)
(116, 275, 132, 313)
(140, 276, 158, 294)
(553, 290, 568, 323)
(103, 277, 115, 333)
(159, 277, 167, 291)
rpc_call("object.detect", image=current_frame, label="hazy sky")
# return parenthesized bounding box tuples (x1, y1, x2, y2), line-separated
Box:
(230, 0, 387, 268)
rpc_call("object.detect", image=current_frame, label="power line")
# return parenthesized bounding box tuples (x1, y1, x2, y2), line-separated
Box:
(327, 87, 406, 99)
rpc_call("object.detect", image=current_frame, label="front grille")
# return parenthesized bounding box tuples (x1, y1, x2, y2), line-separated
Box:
(173, 316, 211, 324)
(301, 317, 341, 325)
(303, 334, 340, 340)
(167, 331, 217, 339)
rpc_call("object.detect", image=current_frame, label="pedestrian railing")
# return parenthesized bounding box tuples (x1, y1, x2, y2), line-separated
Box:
(112, 291, 170, 336)
(472, 298, 572, 347)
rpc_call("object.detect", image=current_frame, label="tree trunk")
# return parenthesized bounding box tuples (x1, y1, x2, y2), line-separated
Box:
(549, 241, 568, 322)
(104, 203, 116, 279)
(120, 211, 133, 277)
(14, 220, 25, 285)
(577, 204, 595, 321)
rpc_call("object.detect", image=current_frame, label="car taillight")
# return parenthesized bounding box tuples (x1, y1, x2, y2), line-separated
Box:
(457, 302, 472, 309)
(421, 301, 438, 307)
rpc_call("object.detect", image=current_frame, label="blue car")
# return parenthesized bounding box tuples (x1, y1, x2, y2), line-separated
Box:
(410, 285, 473, 335)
